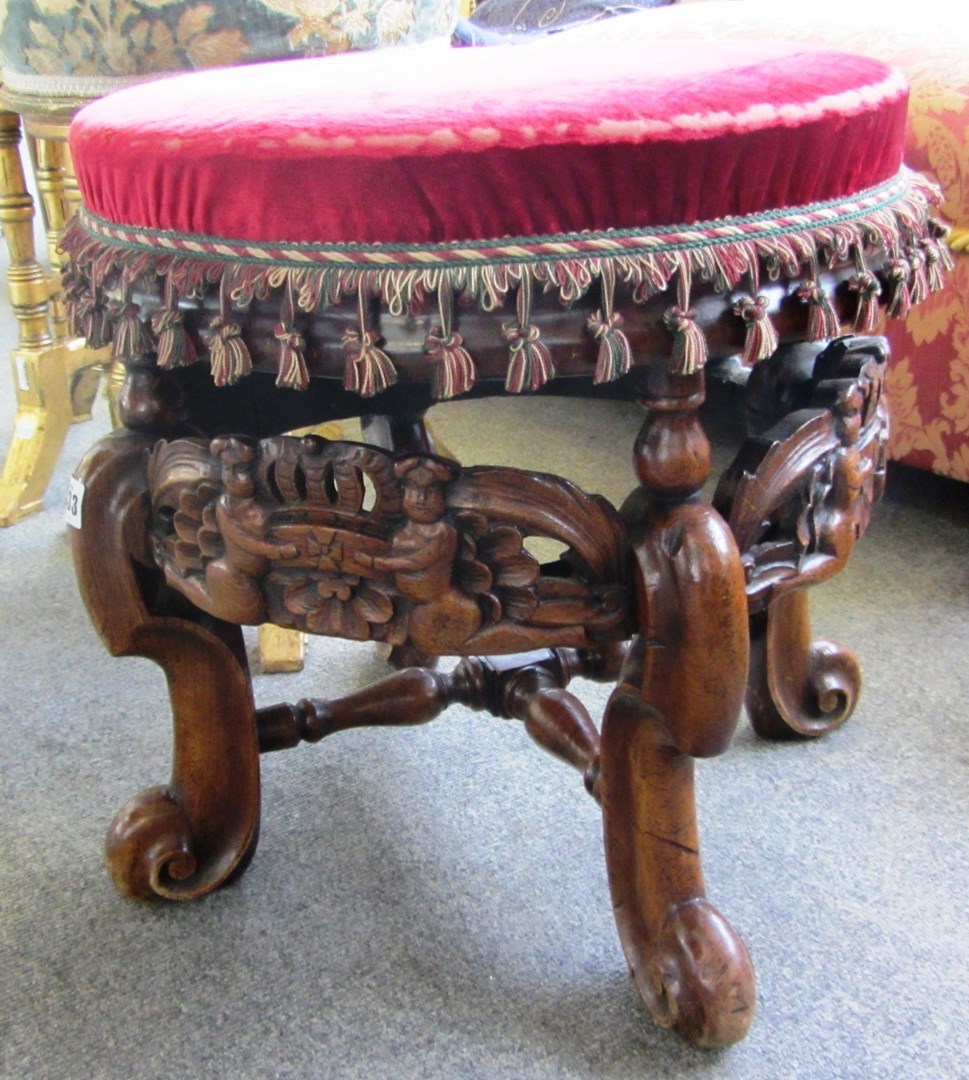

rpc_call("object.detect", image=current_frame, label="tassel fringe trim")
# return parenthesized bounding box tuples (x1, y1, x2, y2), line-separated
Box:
(58, 169, 949, 397)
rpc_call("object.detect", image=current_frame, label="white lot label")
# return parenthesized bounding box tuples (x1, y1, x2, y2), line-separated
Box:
(66, 476, 85, 529)
(14, 356, 29, 392)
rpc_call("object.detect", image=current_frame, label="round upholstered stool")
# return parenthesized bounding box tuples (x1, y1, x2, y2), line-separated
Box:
(61, 35, 947, 1049)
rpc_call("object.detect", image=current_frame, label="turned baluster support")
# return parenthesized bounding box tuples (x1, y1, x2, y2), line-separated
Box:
(257, 645, 627, 797)
(28, 131, 105, 419)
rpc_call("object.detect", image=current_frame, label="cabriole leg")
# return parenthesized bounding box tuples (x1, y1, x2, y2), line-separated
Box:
(71, 430, 261, 900)
(601, 371, 755, 1048)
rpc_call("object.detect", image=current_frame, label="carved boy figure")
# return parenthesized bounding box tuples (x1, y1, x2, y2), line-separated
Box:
(353, 456, 483, 653)
(205, 437, 298, 624)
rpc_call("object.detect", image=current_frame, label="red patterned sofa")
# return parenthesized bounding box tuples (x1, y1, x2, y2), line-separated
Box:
(567, 0, 969, 481)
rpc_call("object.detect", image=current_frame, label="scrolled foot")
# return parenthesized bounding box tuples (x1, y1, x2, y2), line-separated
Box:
(636, 899, 755, 1049)
(105, 786, 198, 901)
(747, 594, 861, 741)
(106, 784, 259, 901)
(749, 635, 860, 739)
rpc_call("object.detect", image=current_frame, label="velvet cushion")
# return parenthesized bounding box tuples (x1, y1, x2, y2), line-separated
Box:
(62, 33, 948, 402)
(69, 37, 909, 246)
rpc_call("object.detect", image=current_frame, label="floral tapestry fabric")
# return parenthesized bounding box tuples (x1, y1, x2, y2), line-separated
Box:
(574, 0, 969, 481)
(0, 0, 458, 83)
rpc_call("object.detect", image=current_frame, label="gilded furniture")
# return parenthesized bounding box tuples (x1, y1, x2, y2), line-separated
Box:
(61, 35, 947, 1047)
(0, 105, 101, 525)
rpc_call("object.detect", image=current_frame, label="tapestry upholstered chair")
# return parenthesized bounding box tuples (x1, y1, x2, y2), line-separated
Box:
(0, 0, 459, 526)
(60, 30, 948, 1047)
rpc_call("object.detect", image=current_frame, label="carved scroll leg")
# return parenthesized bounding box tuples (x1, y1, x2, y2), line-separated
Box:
(71, 431, 260, 900)
(747, 590, 861, 740)
(727, 335, 886, 739)
(602, 379, 754, 1048)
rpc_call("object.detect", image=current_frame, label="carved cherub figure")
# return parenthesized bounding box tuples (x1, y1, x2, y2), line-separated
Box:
(352, 456, 483, 652)
(787, 383, 874, 593)
(204, 437, 299, 624)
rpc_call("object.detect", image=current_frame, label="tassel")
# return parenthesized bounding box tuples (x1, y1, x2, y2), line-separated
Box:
(204, 319, 252, 386)
(151, 279, 196, 369)
(274, 282, 310, 390)
(109, 292, 152, 360)
(274, 325, 309, 390)
(342, 283, 397, 397)
(733, 295, 778, 366)
(795, 276, 840, 341)
(203, 278, 253, 386)
(886, 257, 912, 319)
(663, 263, 707, 376)
(923, 240, 949, 293)
(71, 290, 112, 349)
(503, 273, 555, 393)
(847, 269, 882, 334)
(663, 306, 707, 375)
(906, 245, 929, 306)
(588, 261, 632, 384)
(425, 281, 476, 400)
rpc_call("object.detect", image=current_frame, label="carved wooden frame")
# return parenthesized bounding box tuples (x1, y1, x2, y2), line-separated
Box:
(68, 326, 889, 1049)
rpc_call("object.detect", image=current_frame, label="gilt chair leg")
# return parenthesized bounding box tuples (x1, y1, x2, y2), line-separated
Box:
(0, 115, 108, 524)
(29, 133, 110, 420)
(256, 622, 307, 673)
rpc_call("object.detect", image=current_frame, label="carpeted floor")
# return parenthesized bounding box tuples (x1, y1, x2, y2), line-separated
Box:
(1, 243, 967, 1079)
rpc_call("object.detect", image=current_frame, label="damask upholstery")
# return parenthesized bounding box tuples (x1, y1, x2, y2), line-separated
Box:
(569, 0, 969, 481)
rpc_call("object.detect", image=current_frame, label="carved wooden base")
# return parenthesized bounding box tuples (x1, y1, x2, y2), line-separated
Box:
(68, 333, 889, 1048)
(71, 431, 260, 900)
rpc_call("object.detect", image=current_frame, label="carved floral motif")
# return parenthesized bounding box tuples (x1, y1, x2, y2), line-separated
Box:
(147, 433, 630, 654)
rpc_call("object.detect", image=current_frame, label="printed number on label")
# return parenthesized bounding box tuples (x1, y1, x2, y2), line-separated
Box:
(66, 476, 85, 529)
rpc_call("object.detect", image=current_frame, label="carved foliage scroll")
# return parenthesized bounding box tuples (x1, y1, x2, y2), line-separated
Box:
(147, 433, 632, 655)
(714, 336, 889, 612)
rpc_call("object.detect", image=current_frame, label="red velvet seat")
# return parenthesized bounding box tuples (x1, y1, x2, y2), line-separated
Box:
(61, 32, 949, 1052)
(70, 39, 908, 245)
(62, 37, 945, 399)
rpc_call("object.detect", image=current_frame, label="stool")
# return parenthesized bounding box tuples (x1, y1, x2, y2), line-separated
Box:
(61, 36, 948, 1048)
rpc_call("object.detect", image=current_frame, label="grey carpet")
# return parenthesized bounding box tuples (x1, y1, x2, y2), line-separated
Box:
(1, 253, 967, 1079)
